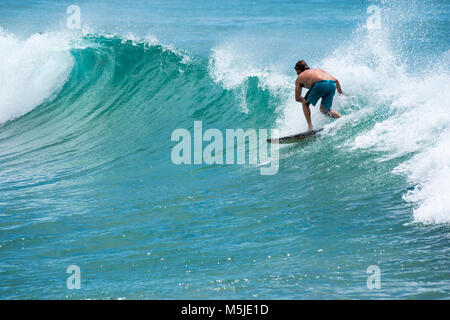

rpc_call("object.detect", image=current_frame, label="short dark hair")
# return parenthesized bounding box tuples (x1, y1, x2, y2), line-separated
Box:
(294, 60, 310, 72)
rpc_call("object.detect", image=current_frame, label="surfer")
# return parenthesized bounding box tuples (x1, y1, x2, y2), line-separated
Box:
(294, 60, 343, 131)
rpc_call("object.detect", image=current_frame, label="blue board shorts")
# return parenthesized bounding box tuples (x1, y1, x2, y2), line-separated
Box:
(305, 80, 336, 111)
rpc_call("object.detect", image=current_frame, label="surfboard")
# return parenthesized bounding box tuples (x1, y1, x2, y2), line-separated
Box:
(267, 128, 323, 144)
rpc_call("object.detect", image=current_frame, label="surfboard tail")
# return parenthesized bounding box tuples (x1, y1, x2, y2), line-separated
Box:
(267, 128, 323, 144)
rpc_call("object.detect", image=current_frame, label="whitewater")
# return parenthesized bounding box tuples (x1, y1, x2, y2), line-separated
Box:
(0, 0, 449, 299)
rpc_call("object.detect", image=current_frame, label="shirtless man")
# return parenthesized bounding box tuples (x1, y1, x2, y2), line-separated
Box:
(294, 60, 343, 131)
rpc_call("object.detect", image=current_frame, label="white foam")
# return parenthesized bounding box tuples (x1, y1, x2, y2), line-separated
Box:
(327, 24, 450, 223)
(342, 44, 450, 224)
(0, 28, 74, 124)
(395, 129, 450, 224)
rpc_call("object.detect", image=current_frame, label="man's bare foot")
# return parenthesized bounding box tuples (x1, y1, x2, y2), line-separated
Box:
(328, 110, 341, 118)
(320, 106, 342, 118)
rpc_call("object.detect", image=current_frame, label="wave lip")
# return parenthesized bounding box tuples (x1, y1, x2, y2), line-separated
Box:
(0, 29, 74, 124)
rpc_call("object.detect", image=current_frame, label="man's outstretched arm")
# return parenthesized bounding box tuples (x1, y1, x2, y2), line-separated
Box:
(295, 77, 312, 130)
(295, 77, 305, 102)
(302, 102, 313, 131)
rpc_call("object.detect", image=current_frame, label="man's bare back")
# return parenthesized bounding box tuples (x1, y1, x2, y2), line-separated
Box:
(296, 69, 337, 89)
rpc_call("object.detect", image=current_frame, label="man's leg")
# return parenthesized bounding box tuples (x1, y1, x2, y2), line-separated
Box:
(320, 105, 341, 118)
(302, 101, 313, 131)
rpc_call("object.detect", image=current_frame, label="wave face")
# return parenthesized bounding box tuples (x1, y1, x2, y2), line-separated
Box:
(0, 0, 449, 299)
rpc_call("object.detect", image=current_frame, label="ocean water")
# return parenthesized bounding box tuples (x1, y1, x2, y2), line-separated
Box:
(0, 0, 449, 299)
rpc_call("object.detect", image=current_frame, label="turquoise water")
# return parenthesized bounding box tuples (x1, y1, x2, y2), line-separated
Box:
(0, 0, 449, 299)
